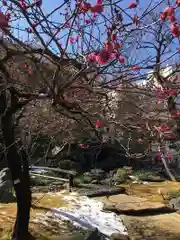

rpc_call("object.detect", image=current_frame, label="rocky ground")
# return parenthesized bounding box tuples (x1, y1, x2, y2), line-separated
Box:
(1, 166, 180, 240)
(98, 181, 180, 240)
(0, 192, 87, 240)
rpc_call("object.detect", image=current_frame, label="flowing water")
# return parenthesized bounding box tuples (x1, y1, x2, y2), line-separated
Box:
(45, 192, 128, 238)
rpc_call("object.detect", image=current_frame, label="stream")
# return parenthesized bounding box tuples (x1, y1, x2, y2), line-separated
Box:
(30, 167, 128, 238)
(45, 192, 128, 239)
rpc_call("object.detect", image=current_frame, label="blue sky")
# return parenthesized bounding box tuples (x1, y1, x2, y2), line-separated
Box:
(40, 0, 179, 62)
(0, 0, 179, 79)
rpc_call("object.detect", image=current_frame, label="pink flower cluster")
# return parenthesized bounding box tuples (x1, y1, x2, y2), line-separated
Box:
(156, 152, 173, 161)
(95, 120, 103, 128)
(155, 88, 178, 101)
(79, 143, 89, 149)
(160, 3, 180, 38)
(0, 0, 43, 29)
(0, 11, 9, 29)
(128, 2, 138, 9)
(78, 0, 103, 14)
(87, 41, 124, 65)
(158, 124, 169, 132)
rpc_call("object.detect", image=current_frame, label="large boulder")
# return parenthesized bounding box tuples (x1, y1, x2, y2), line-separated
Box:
(0, 168, 15, 203)
(103, 194, 170, 215)
(168, 197, 180, 211)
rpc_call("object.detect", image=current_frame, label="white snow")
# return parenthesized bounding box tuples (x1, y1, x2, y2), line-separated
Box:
(30, 168, 48, 174)
(51, 146, 61, 156)
(46, 193, 128, 238)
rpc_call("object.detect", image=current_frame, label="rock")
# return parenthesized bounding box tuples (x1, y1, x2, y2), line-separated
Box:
(91, 179, 99, 184)
(84, 169, 106, 182)
(123, 166, 133, 175)
(110, 233, 130, 240)
(169, 197, 180, 211)
(139, 176, 166, 182)
(103, 194, 170, 215)
(0, 180, 13, 191)
(83, 176, 93, 184)
(101, 178, 112, 185)
(0, 168, 15, 203)
(51, 181, 64, 186)
(103, 202, 117, 212)
(0, 190, 16, 203)
(86, 187, 126, 198)
(84, 172, 93, 177)
(75, 175, 93, 184)
(90, 169, 105, 175)
(85, 228, 106, 240)
(0, 168, 11, 181)
(49, 184, 64, 192)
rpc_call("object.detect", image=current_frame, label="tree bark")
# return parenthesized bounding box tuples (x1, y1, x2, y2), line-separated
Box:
(0, 90, 32, 240)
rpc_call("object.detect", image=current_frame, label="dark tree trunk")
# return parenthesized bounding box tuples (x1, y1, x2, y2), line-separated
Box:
(0, 90, 31, 240)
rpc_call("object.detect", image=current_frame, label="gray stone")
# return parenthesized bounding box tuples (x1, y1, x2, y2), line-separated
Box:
(0, 168, 11, 181)
(84, 170, 105, 181)
(168, 197, 180, 211)
(0, 168, 15, 203)
(91, 179, 99, 184)
(0, 180, 13, 191)
(84, 172, 93, 177)
(86, 228, 106, 240)
(101, 178, 112, 185)
(86, 187, 126, 198)
(90, 169, 105, 175)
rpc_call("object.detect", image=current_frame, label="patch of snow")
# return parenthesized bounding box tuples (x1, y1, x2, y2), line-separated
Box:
(30, 168, 48, 174)
(52, 146, 61, 156)
(46, 194, 127, 238)
(129, 175, 138, 180)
